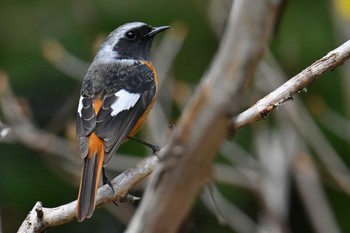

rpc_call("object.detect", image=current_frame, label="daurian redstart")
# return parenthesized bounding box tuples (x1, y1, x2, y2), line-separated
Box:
(76, 22, 169, 222)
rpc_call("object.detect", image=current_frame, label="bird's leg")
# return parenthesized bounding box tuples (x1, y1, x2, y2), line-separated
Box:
(102, 168, 114, 193)
(127, 136, 160, 153)
(102, 168, 119, 206)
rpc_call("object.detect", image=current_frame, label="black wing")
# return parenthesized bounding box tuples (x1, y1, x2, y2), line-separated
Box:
(76, 62, 156, 163)
(76, 95, 96, 158)
(95, 86, 155, 164)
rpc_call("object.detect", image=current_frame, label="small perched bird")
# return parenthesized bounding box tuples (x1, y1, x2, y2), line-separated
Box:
(76, 22, 169, 222)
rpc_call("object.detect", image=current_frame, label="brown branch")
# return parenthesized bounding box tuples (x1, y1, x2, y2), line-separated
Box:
(125, 1, 282, 232)
(16, 146, 257, 232)
(259, 52, 350, 195)
(234, 39, 350, 129)
(17, 153, 160, 233)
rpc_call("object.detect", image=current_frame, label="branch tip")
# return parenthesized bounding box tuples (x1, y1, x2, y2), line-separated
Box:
(120, 194, 141, 203)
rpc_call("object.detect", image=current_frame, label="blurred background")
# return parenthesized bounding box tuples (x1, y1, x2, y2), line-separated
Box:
(0, 0, 350, 232)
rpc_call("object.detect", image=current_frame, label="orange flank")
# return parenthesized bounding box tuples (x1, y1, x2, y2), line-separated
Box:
(129, 98, 156, 136)
(128, 61, 158, 137)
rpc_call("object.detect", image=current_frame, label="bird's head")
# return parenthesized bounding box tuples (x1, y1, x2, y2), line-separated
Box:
(94, 22, 169, 63)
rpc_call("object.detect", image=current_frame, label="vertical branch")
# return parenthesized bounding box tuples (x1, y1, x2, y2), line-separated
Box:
(125, 1, 282, 233)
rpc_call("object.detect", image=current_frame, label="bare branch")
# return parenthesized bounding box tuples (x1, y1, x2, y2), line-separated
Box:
(234, 39, 350, 129)
(257, 51, 350, 195)
(17, 153, 159, 232)
(125, 1, 282, 232)
(256, 52, 344, 233)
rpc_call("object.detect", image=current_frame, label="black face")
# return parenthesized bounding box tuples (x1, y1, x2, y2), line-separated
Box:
(113, 25, 154, 61)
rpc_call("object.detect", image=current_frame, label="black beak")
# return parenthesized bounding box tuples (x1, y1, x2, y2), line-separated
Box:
(145, 26, 170, 37)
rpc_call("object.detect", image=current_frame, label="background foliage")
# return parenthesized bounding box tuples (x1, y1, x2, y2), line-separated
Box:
(0, 0, 349, 232)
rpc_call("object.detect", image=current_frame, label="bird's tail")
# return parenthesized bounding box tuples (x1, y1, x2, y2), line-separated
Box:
(76, 133, 104, 222)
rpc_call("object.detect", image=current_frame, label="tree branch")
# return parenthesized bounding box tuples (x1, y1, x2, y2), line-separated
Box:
(234, 39, 350, 129)
(17, 152, 160, 233)
(125, 1, 282, 232)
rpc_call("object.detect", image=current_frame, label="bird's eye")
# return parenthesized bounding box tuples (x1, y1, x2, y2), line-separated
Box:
(125, 30, 136, 40)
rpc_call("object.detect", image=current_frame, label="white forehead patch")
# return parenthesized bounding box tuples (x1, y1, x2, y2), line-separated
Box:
(94, 22, 147, 64)
(111, 89, 140, 116)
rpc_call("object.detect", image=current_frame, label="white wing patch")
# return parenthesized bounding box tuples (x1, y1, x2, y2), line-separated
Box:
(77, 96, 84, 117)
(111, 89, 140, 116)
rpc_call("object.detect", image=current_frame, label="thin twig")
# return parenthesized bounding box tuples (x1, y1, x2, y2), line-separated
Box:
(257, 52, 343, 233)
(234, 39, 350, 129)
(258, 51, 350, 195)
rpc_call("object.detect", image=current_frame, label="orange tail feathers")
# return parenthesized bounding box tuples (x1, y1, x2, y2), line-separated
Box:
(76, 132, 104, 222)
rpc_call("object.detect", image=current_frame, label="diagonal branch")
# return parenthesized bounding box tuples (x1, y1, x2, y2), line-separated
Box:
(17, 152, 160, 233)
(234, 39, 350, 129)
